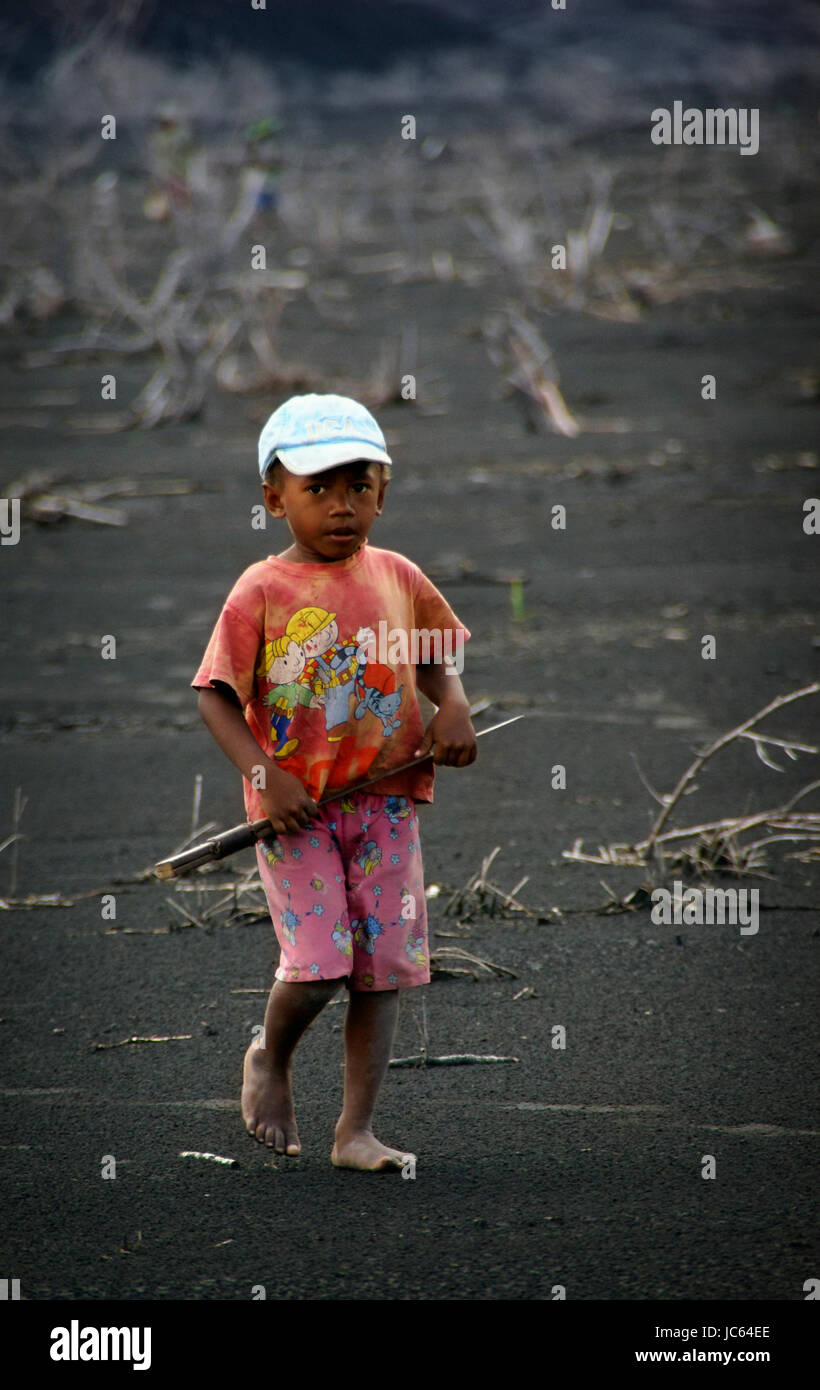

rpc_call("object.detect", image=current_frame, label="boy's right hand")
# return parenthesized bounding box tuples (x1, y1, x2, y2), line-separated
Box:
(259, 765, 320, 835)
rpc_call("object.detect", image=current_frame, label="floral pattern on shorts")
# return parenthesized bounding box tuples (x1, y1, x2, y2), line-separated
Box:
(256, 792, 429, 990)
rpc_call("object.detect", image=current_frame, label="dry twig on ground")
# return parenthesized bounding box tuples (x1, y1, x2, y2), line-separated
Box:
(563, 684, 820, 879)
(483, 306, 580, 437)
(389, 1053, 520, 1068)
(443, 845, 553, 922)
(430, 945, 516, 980)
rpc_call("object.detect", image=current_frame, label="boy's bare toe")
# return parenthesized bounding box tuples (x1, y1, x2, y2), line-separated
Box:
(242, 1041, 301, 1155)
(260, 1124, 300, 1155)
(331, 1129, 414, 1172)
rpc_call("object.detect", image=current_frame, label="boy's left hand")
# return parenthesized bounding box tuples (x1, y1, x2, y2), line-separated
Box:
(415, 701, 477, 768)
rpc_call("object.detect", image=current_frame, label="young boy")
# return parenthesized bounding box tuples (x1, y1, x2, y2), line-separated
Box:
(192, 394, 476, 1171)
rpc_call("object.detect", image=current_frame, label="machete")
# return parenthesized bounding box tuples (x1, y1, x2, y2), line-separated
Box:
(153, 714, 523, 879)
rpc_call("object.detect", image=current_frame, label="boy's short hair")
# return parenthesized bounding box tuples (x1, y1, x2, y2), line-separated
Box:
(263, 457, 391, 486)
(263, 457, 286, 488)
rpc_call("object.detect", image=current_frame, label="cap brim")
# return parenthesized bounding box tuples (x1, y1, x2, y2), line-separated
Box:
(271, 441, 392, 476)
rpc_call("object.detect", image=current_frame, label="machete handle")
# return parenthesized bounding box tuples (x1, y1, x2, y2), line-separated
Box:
(153, 818, 275, 879)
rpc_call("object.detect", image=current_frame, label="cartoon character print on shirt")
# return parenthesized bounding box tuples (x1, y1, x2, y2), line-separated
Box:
(256, 607, 408, 800)
(257, 634, 324, 757)
(354, 684, 401, 735)
(287, 607, 366, 740)
(285, 608, 404, 743)
(352, 630, 403, 736)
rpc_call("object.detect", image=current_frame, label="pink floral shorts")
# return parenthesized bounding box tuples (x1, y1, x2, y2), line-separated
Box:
(255, 792, 430, 991)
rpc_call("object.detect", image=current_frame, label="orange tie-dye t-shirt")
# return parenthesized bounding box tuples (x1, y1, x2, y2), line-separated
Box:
(191, 542, 470, 819)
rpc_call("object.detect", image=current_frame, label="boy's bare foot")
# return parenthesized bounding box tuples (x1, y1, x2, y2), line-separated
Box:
(330, 1126, 414, 1172)
(242, 1039, 300, 1154)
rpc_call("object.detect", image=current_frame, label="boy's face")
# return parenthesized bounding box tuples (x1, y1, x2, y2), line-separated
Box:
(263, 460, 388, 564)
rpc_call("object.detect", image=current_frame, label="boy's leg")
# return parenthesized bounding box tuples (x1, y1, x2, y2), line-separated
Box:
(329, 793, 428, 1170)
(331, 988, 414, 1171)
(248, 810, 356, 1152)
(243, 977, 342, 1152)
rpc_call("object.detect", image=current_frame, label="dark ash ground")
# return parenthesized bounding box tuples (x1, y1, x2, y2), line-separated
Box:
(1, 83, 818, 1303)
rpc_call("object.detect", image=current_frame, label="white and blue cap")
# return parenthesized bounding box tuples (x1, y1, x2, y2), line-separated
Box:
(258, 393, 392, 478)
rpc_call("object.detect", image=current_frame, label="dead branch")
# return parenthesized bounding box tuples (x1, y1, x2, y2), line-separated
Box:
(441, 844, 554, 922)
(431, 946, 516, 980)
(563, 687, 820, 878)
(179, 1151, 238, 1167)
(92, 1034, 193, 1050)
(643, 683, 819, 854)
(484, 306, 580, 437)
(388, 1053, 520, 1068)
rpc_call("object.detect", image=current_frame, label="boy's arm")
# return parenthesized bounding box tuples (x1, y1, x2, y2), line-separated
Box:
(414, 662, 477, 768)
(197, 683, 319, 833)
